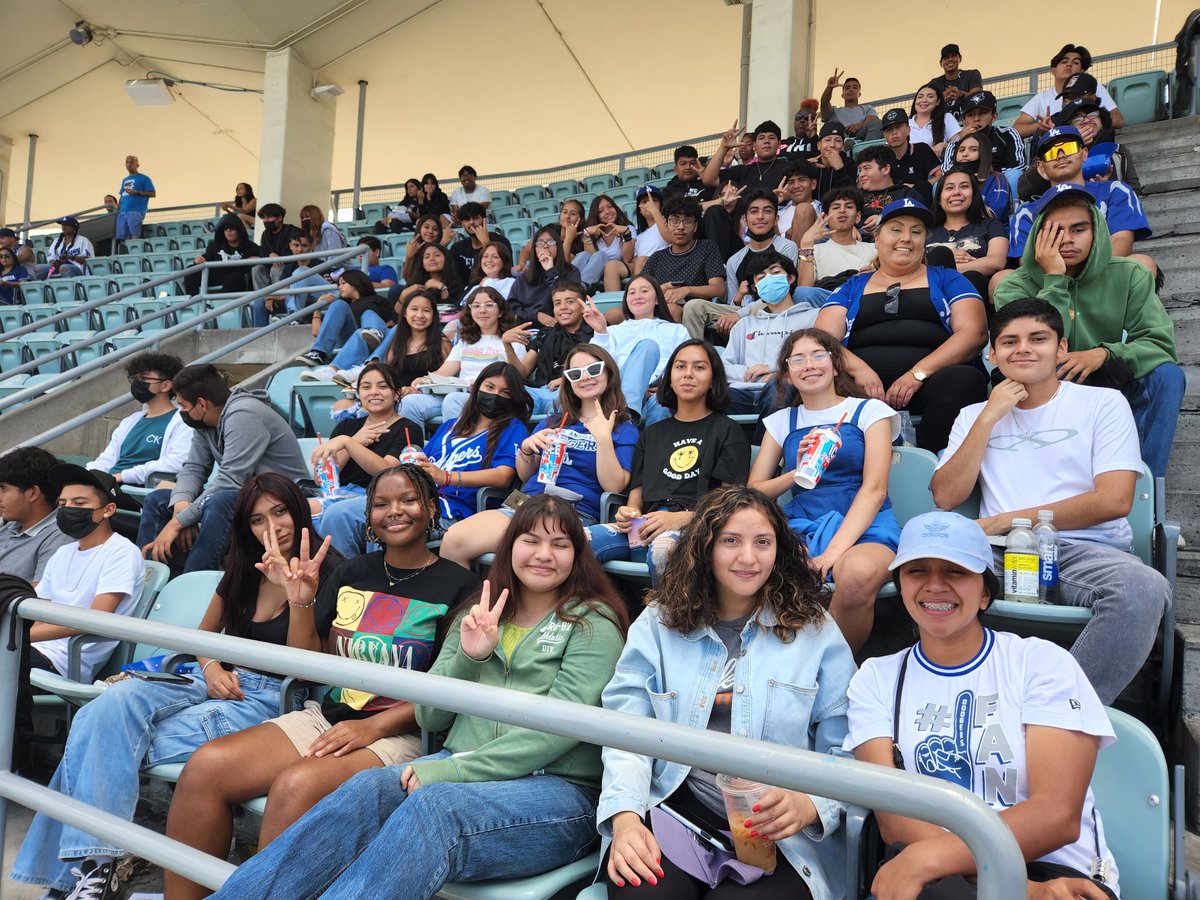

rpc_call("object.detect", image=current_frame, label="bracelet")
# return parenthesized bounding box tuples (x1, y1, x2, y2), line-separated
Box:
(443, 470, 451, 487)
(201, 659, 220, 674)
(456, 471, 463, 487)
(288, 596, 317, 609)
(519, 447, 537, 458)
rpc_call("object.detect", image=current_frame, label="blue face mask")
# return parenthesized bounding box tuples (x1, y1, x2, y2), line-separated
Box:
(756, 273, 791, 303)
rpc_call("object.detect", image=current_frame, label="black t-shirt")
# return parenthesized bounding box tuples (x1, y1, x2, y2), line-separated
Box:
(641, 240, 726, 288)
(330, 415, 424, 486)
(526, 324, 594, 388)
(889, 143, 940, 199)
(929, 70, 983, 116)
(314, 554, 479, 723)
(927, 218, 1007, 259)
(419, 193, 451, 219)
(347, 294, 391, 327)
(860, 184, 925, 222)
(447, 233, 513, 284)
(720, 158, 791, 195)
(662, 176, 715, 203)
(259, 223, 303, 258)
(632, 414, 751, 512)
(813, 157, 856, 200)
(848, 286, 948, 381)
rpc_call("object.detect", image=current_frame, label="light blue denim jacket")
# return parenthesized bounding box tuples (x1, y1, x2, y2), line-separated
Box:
(597, 604, 856, 899)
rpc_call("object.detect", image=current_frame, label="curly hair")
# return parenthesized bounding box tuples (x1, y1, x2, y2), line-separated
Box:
(364, 464, 440, 545)
(458, 285, 518, 344)
(650, 485, 826, 641)
(772, 328, 864, 406)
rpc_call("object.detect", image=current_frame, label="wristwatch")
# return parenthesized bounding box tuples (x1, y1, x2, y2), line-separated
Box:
(909, 368, 928, 382)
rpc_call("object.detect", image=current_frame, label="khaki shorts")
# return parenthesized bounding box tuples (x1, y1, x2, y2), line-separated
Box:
(269, 701, 423, 768)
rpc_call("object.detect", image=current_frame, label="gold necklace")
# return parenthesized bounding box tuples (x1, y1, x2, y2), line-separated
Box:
(382, 555, 437, 588)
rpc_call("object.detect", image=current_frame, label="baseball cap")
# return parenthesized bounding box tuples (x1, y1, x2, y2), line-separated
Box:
(890, 510, 993, 573)
(1031, 183, 1097, 217)
(1036, 124, 1084, 154)
(877, 197, 934, 228)
(1057, 72, 1099, 98)
(1081, 142, 1117, 180)
(965, 91, 997, 112)
(882, 108, 908, 130)
(1053, 97, 1102, 125)
(940, 43, 961, 59)
(0, 228, 16, 238)
(818, 121, 846, 139)
(635, 184, 663, 200)
(48, 464, 119, 504)
(56, 216, 80, 228)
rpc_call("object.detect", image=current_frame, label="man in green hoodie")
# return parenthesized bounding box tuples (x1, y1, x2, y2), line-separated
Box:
(994, 184, 1182, 477)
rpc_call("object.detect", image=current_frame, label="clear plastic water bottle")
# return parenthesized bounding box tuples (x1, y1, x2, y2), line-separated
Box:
(1003, 518, 1039, 603)
(898, 411, 917, 446)
(1033, 510, 1059, 604)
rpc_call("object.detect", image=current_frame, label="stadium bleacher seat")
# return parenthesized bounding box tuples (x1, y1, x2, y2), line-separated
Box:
(16, 282, 44, 304)
(126, 299, 176, 330)
(58, 302, 99, 332)
(119, 238, 154, 255)
(651, 164, 674, 180)
(995, 92, 1034, 127)
(607, 186, 638, 208)
(525, 198, 560, 221)
(851, 139, 887, 159)
(1109, 71, 1168, 126)
(45, 280, 80, 305)
(515, 185, 547, 205)
(109, 334, 145, 351)
(617, 166, 652, 186)
(267, 366, 310, 432)
(502, 220, 537, 245)
(18, 334, 64, 373)
(158, 222, 187, 237)
(582, 174, 616, 193)
(490, 190, 516, 209)
(76, 276, 113, 302)
(109, 274, 153, 299)
(106, 256, 141, 276)
(493, 206, 527, 224)
(0, 341, 26, 371)
(362, 202, 389, 222)
(0, 305, 25, 333)
(58, 331, 104, 366)
(547, 179, 580, 199)
(174, 299, 210, 329)
(20, 304, 61, 333)
(292, 382, 344, 437)
(86, 258, 115, 277)
(141, 252, 180, 275)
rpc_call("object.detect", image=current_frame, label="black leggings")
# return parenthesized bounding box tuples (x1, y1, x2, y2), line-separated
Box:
(603, 785, 814, 900)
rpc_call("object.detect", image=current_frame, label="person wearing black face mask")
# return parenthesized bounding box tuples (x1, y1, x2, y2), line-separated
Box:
(251, 203, 304, 292)
(14, 464, 146, 770)
(86, 352, 193, 490)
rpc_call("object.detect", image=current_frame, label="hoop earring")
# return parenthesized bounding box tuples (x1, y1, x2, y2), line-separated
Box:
(365, 526, 380, 546)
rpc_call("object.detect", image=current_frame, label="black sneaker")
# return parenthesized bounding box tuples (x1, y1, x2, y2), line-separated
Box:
(360, 328, 384, 351)
(64, 859, 120, 900)
(295, 349, 330, 366)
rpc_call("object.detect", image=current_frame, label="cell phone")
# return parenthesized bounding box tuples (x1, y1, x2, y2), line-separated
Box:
(127, 669, 194, 685)
(658, 802, 735, 854)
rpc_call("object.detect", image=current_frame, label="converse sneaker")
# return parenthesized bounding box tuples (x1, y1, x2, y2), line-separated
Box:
(360, 328, 385, 351)
(300, 365, 338, 382)
(332, 365, 364, 389)
(295, 349, 330, 366)
(64, 859, 120, 900)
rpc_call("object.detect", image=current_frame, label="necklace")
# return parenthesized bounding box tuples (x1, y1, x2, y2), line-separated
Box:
(66, 546, 103, 593)
(1010, 383, 1062, 440)
(382, 555, 437, 588)
(755, 158, 778, 181)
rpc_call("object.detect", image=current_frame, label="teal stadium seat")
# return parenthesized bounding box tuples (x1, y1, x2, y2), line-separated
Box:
(490, 191, 516, 209)
(582, 174, 616, 193)
(515, 185, 547, 205)
(503, 220, 537, 245)
(140, 252, 180, 275)
(16, 282, 46, 304)
(618, 167, 652, 186)
(119, 238, 153, 255)
(86, 258, 115, 276)
(547, 179, 580, 199)
(18, 335, 64, 373)
(0, 307, 27, 332)
(651, 164, 674, 180)
(995, 92, 1034, 127)
(493, 206, 527, 224)
(125, 299, 176, 331)
(291, 382, 345, 437)
(362, 202, 389, 222)
(267, 366, 310, 432)
(0, 341, 27, 371)
(21, 304, 62, 333)
(158, 222, 187, 237)
(851, 139, 887, 159)
(108, 274, 152, 299)
(46, 279, 81, 305)
(525, 198, 560, 221)
(59, 332, 105, 367)
(435, 852, 601, 899)
(607, 186, 638, 208)
(1109, 71, 1168, 126)
(75, 276, 113, 303)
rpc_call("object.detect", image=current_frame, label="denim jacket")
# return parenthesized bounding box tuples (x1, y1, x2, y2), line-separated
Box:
(597, 604, 856, 899)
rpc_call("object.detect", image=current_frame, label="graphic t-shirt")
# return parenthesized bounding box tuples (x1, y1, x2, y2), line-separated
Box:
(888, 143, 941, 199)
(315, 554, 479, 722)
(118, 173, 155, 215)
(424, 417, 528, 521)
(927, 218, 1008, 259)
(521, 419, 638, 520)
(112, 410, 174, 472)
(632, 414, 750, 512)
(448, 335, 506, 385)
(929, 70, 984, 116)
(846, 629, 1118, 883)
(330, 415, 423, 488)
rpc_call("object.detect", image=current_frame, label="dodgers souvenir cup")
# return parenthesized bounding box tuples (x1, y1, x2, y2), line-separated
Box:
(794, 427, 843, 490)
(537, 433, 567, 486)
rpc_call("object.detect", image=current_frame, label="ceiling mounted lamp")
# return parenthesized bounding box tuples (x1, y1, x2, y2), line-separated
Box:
(124, 78, 176, 106)
(69, 21, 94, 45)
(310, 83, 344, 101)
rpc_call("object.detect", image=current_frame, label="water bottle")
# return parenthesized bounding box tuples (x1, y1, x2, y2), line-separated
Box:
(898, 411, 917, 446)
(1003, 518, 1039, 603)
(1033, 510, 1059, 604)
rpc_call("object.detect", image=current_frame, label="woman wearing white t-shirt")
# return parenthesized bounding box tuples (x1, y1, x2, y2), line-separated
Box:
(909, 84, 961, 158)
(846, 510, 1119, 900)
(748, 328, 899, 653)
(632, 186, 669, 273)
(401, 287, 515, 433)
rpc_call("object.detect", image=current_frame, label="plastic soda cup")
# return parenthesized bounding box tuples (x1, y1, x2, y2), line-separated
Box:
(314, 457, 343, 499)
(794, 427, 843, 490)
(715, 774, 777, 872)
(399, 445, 426, 465)
(537, 434, 568, 485)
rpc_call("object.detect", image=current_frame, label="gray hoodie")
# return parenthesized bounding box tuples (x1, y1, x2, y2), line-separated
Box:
(722, 301, 819, 382)
(170, 388, 310, 527)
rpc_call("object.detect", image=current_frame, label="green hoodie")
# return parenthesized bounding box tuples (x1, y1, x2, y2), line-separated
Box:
(994, 201, 1176, 382)
(410, 601, 625, 789)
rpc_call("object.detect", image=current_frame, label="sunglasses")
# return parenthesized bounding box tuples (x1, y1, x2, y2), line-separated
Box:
(1040, 139, 1084, 161)
(563, 360, 605, 383)
(883, 283, 902, 315)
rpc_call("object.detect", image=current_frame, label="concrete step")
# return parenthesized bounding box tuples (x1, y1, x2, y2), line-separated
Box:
(1164, 305, 1200, 365)
(1136, 158, 1200, 189)
(1139, 233, 1200, 300)
(1166, 488, 1200, 543)
(1142, 190, 1200, 230)
(1117, 115, 1200, 149)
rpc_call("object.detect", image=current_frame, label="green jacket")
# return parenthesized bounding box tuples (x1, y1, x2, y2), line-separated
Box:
(411, 601, 625, 789)
(994, 202, 1176, 381)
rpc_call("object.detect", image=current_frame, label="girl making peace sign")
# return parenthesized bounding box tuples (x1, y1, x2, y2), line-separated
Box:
(207, 495, 629, 899)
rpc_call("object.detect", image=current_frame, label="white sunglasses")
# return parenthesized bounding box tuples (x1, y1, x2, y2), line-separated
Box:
(563, 360, 605, 383)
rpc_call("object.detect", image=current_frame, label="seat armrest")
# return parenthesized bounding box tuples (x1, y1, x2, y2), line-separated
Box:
(600, 492, 628, 525)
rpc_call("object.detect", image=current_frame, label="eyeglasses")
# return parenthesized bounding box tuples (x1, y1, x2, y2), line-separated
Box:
(883, 283, 902, 315)
(1070, 113, 1101, 126)
(786, 352, 831, 368)
(534, 239, 558, 249)
(795, 114, 813, 121)
(469, 301, 498, 311)
(666, 216, 696, 228)
(563, 360, 605, 383)
(1040, 139, 1084, 161)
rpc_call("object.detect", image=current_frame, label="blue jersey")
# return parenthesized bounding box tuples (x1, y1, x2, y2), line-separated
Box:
(1008, 180, 1150, 259)
(424, 417, 527, 522)
(521, 420, 638, 521)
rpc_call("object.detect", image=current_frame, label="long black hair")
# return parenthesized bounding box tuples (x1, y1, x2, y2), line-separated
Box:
(932, 166, 991, 227)
(385, 289, 446, 378)
(910, 83, 952, 145)
(217, 473, 343, 638)
(450, 362, 532, 466)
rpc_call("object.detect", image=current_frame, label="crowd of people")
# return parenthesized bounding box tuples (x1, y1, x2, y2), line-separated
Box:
(0, 37, 1179, 900)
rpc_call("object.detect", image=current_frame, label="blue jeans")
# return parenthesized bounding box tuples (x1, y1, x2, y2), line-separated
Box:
(1121, 362, 1184, 478)
(398, 391, 468, 434)
(11, 668, 286, 893)
(251, 268, 332, 325)
(527, 386, 559, 417)
(312, 300, 389, 356)
(584, 523, 646, 564)
(210, 750, 600, 899)
(330, 323, 395, 371)
(134, 488, 239, 572)
(315, 490, 370, 559)
(616, 339, 661, 419)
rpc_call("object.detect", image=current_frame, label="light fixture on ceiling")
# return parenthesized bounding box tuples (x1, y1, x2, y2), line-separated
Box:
(310, 83, 344, 101)
(124, 78, 177, 106)
(69, 21, 94, 45)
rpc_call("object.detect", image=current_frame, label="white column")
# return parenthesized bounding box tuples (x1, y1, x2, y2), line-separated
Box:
(745, 0, 815, 129)
(0, 136, 12, 227)
(256, 48, 337, 235)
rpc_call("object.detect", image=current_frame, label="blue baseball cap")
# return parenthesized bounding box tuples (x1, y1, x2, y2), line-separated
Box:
(1081, 141, 1117, 180)
(1036, 124, 1084, 154)
(877, 197, 934, 228)
(1031, 182, 1096, 217)
(890, 510, 994, 573)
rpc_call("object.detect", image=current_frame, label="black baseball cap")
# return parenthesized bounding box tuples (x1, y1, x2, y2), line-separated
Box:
(882, 108, 908, 130)
(1053, 97, 1102, 125)
(965, 91, 997, 112)
(49, 464, 119, 504)
(1057, 72, 1099, 98)
(0, 228, 16, 238)
(819, 121, 846, 139)
(940, 43, 961, 59)
(56, 216, 80, 228)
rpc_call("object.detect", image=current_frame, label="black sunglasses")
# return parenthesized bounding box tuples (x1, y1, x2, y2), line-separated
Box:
(883, 283, 902, 315)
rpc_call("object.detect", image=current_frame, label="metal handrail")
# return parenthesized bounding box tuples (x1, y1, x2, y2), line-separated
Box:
(0, 246, 365, 414)
(0, 600, 1028, 897)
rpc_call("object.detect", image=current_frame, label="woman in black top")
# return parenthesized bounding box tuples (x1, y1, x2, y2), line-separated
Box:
(401, 214, 451, 284)
(926, 166, 1010, 303)
(397, 242, 465, 310)
(0, 247, 31, 304)
(511, 225, 583, 328)
(418, 172, 452, 226)
(299, 270, 393, 366)
(185, 213, 261, 295)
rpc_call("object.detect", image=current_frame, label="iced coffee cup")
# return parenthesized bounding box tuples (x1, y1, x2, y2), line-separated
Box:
(715, 774, 777, 872)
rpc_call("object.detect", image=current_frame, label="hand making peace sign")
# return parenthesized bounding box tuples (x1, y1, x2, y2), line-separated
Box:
(460, 580, 510, 660)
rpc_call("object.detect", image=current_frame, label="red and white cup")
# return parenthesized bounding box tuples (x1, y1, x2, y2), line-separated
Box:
(794, 427, 843, 490)
(537, 434, 568, 485)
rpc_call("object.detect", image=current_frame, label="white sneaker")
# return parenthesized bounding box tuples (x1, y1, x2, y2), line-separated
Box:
(300, 365, 338, 382)
(333, 365, 364, 388)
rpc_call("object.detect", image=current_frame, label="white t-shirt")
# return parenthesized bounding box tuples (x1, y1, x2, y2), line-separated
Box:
(813, 240, 876, 280)
(777, 200, 822, 236)
(35, 535, 145, 678)
(449, 185, 493, 208)
(908, 113, 962, 149)
(1020, 84, 1117, 120)
(846, 629, 1118, 886)
(448, 334, 505, 384)
(593, 319, 689, 381)
(725, 236, 799, 304)
(938, 381, 1142, 549)
(764, 396, 899, 449)
(462, 278, 515, 303)
(634, 225, 667, 259)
